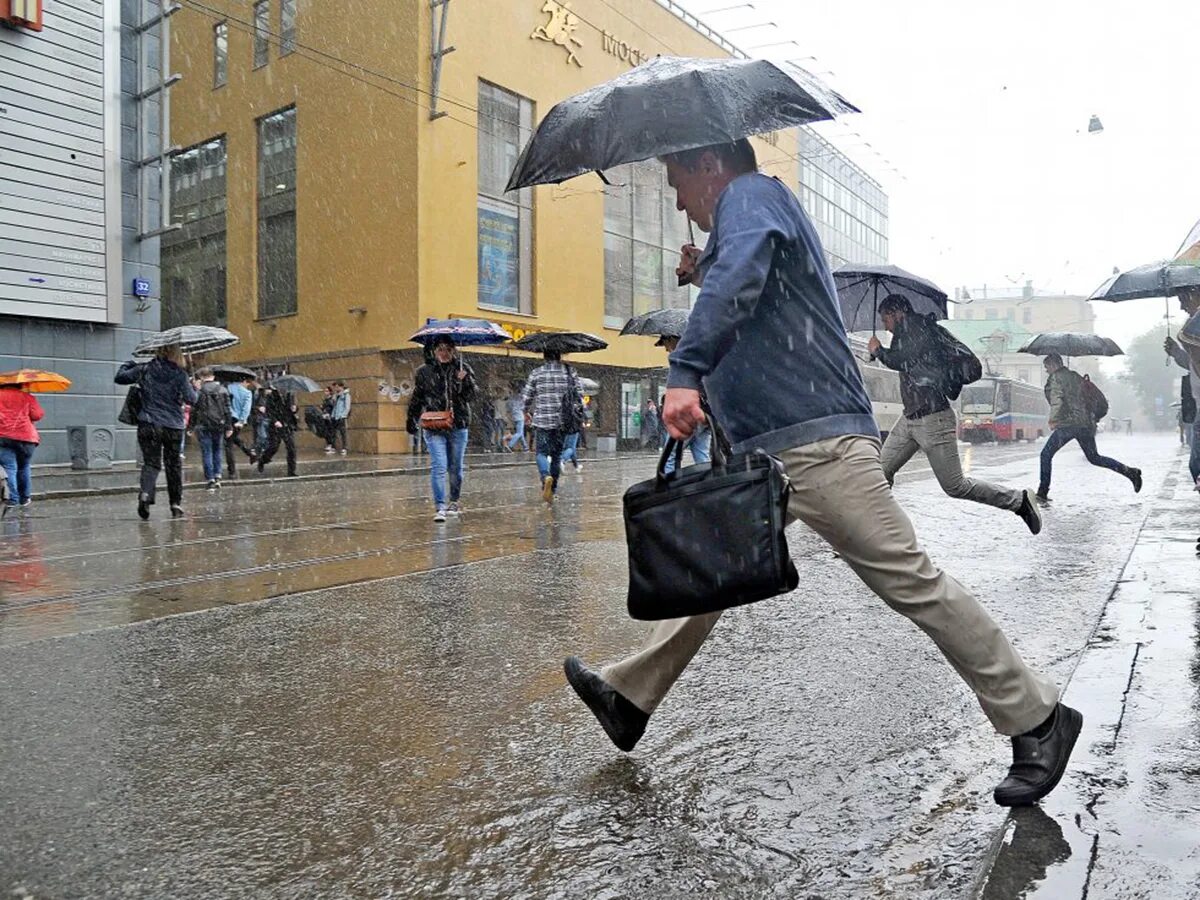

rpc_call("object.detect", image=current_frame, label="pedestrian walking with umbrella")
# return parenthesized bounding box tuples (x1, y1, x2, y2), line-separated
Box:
(513, 332, 605, 503)
(1017, 335, 1140, 502)
(405, 320, 506, 521)
(515, 56, 1080, 807)
(115, 345, 198, 519)
(0, 370, 65, 515)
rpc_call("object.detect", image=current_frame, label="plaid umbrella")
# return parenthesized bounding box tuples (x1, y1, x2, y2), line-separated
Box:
(133, 325, 239, 358)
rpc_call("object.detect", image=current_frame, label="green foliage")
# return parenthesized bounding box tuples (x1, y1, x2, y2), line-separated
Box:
(1121, 326, 1186, 420)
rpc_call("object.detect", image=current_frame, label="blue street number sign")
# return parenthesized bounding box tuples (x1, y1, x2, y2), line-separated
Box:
(132, 277, 151, 298)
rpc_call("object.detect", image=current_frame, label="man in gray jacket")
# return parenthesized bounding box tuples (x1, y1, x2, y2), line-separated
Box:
(869, 295, 1041, 534)
(563, 139, 1080, 808)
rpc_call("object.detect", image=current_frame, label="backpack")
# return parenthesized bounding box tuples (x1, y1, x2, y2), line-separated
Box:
(560, 366, 585, 434)
(192, 384, 229, 430)
(1080, 374, 1109, 422)
(928, 320, 983, 401)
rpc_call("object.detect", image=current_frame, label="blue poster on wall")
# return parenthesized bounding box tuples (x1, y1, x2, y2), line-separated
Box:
(478, 207, 520, 311)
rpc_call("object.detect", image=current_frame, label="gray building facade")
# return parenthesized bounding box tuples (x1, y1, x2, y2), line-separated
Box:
(1, 0, 163, 465)
(797, 126, 889, 269)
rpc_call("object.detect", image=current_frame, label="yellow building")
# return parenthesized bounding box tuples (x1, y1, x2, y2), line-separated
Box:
(167, 0, 803, 451)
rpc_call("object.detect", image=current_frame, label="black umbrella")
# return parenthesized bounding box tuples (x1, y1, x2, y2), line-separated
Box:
(270, 374, 323, 394)
(619, 308, 690, 340)
(506, 56, 857, 191)
(1018, 333, 1123, 357)
(1088, 260, 1200, 303)
(832, 264, 949, 334)
(512, 332, 608, 355)
(211, 364, 256, 382)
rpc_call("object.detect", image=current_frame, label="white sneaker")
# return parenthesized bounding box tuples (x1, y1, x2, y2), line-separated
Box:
(324, 446, 334, 453)
(574, 463, 583, 472)
(340, 449, 347, 455)
(447, 502, 461, 515)
(433, 508, 447, 522)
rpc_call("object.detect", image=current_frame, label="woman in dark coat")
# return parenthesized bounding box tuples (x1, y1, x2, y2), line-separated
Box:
(406, 338, 477, 521)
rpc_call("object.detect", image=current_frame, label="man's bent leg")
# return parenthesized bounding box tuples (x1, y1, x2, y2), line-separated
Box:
(879, 416, 919, 486)
(920, 410, 1022, 510)
(600, 612, 723, 715)
(781, 435, 1058, 735)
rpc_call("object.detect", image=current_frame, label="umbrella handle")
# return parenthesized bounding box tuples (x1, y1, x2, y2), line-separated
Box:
(678, 215, 697, 288)
(872, 279, 880, 338)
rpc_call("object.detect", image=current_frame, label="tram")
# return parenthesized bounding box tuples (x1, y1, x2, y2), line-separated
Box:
(957, 376, 1049, 443)
(849, 336, 904, 437)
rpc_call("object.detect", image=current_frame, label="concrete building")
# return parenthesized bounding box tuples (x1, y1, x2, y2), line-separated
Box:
(1, 0, 164, 465)
(945, 283, 1100, 384)
(165, 0, 883, 451)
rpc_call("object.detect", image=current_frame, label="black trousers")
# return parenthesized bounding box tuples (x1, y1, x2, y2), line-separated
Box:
(137, 423, 184, 506)
(224, 424, 253, 474)
(331, 418, 348, 451)
(260, 426, 297, 475)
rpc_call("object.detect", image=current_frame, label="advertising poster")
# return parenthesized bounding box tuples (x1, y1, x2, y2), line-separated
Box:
(478, 207, 519, 311)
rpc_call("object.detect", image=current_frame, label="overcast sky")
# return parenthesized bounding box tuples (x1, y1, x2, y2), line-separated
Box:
(681, 0, 1200, 368)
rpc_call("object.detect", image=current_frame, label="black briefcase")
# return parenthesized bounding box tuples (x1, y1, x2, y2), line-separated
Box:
(623, 424, 799, 621)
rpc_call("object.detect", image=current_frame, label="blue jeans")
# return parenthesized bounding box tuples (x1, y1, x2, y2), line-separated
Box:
(425, 427, 468, 508)
(255, 420, 269, 455)
(536, 428, 565, 491)
(561, 432, 580, 465)
(197, 429, 224, 481)
(1039, 426, 1129, 493)
(663, 428, 712, 475)
(0, 438, 35, 505)
(1190, 420, 1200, 483)
(506, 417, 528, 451)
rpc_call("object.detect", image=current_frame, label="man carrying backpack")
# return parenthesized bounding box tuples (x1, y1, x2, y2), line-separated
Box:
(1037, 353, 1141, 502)
(519, 350, 583, 503)
(868, 294, 1042, 533)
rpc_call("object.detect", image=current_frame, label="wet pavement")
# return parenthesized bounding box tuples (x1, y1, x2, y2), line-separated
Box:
(0, 434, 1195, 898)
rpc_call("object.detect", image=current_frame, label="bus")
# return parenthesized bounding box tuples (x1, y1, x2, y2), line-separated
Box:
(849, 336, 904, 438)
(957, 376, 1049, 443)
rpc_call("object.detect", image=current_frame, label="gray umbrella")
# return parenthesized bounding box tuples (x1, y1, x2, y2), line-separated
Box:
(512, 332, 607, 355)
(133, 325, 239, 358)
(832, 264, 949, 333)
(506, 56, 857, 191)
(619, 308, 690, 340)
(270, 374, 322, 394)
(1088, 260, 1200, 302)
(1018, 333, 1123, 357)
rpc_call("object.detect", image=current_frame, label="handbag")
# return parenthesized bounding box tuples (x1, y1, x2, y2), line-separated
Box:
(118, 382, 143, 426)
(418, 365, 456, 430)
(623, 418, 799, 621)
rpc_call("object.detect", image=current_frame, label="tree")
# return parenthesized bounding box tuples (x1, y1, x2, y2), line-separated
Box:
(1121, 325, 1185, 426)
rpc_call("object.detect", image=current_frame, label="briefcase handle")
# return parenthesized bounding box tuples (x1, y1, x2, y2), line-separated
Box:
(656, 414, 732, 484)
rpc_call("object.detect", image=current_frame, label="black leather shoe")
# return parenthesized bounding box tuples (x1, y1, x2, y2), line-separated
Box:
(1034, 489, 1051, 504)
(137, 492, 151, 521)
(1129, 468, 1143, 493)
(1016, 489, 1042, 535)
(994, 703, 1083, 807)
(563, 656, 649, 752)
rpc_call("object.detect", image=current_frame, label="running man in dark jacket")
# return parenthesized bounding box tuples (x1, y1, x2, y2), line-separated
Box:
(869, 294, 1041, 533)
(256, 386, 299, 477)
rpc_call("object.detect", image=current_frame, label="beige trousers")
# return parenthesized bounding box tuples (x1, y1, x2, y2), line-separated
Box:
(601, 434, 1058, 737)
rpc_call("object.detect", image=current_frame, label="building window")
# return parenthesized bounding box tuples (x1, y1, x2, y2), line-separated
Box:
(253, 0, 269, 68)
(213, 22, 228, 87)
(280, 0, 296, 55)
(1006, 308, 1015, 320)
(603, 160, 692, 329)
(477, 82, 533, 314)
(1022, 307, 1033, 325)
(1018, 367, 1031, 383)
(985, 308, 998, 320)
(257, 107, 297, 318)
(962, 309, 973, 320)
(162, 137, 228, 329)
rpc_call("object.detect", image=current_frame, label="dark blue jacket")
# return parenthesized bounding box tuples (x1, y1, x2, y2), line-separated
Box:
(114, 358, 197, 430)
(667, 173, 878, 454)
